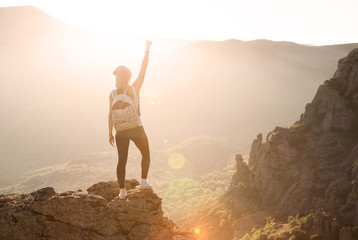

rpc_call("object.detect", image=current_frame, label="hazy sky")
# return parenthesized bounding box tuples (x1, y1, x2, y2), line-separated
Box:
(1, 0, 357, 45)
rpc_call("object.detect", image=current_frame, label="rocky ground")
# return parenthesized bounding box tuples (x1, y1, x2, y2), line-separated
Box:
(0, 179, 194, 240)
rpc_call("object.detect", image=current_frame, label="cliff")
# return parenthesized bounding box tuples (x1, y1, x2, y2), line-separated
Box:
(0, 179, 193, 240)
(179, 49, 358, 240)
(225, 48, 358, 239)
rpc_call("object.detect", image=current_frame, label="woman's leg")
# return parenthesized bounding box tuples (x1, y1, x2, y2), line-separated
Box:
(115, 132, 130, 188)
(131, 127, 150, 179)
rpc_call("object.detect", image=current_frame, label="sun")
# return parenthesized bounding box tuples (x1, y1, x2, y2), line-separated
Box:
(1, 0, 234, 41)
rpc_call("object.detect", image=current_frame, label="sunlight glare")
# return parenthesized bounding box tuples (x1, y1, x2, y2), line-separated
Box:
(168, 153, 185, 169)
(2, 0, 358, 44)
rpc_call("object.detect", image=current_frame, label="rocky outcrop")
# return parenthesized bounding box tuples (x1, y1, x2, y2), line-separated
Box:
(223, 49, 358, 239)
(0, 179, 193, 240)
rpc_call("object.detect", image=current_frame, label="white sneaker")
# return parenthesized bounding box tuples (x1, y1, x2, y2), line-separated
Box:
(118, 188, 127, 199)
(140, 178, 152, 189)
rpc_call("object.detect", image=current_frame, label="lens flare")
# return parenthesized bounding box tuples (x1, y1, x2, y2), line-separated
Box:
(168, 153, 185, 169)
(194, 227, 200, 234)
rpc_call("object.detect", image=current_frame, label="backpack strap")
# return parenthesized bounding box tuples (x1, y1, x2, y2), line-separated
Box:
(113, 86, 131, 96)
(131, 85, 141, 116)
(131, 85, 138, 99)
(111, 89, 116, 98)
(124, 85, 131, 94)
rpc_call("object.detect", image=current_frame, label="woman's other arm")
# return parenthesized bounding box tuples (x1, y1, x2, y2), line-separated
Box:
(108, 93, 114, 146)
(133, 40, 152, 93)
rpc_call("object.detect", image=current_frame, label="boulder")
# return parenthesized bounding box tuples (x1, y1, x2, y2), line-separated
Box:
(0, 180, 193, 240)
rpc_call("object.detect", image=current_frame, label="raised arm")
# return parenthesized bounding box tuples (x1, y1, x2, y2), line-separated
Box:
(133, 40, 152, 92)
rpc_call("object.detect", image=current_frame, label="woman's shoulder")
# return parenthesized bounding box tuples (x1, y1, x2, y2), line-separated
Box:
(110, 89, 117, 98)
(130, 84, 139, 96)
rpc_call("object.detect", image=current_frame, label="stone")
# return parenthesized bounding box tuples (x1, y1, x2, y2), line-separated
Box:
(339, 227, 353, 240)
(0, 180, 193, 240)
(86, 179, 139, 201)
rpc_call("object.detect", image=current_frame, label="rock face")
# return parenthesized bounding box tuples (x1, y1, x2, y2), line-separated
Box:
(0, 179, 193, 240)
(223, 49, 358, 239)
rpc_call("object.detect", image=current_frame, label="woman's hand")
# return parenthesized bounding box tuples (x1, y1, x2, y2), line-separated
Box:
(146, 40, 152, 51)
(109, 133, 115, 147)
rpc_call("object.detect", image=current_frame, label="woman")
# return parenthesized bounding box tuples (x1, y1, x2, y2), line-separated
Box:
(108, 40, 152, 199)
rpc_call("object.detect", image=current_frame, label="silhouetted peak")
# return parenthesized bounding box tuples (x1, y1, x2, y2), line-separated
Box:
(0, 5, 74, 42)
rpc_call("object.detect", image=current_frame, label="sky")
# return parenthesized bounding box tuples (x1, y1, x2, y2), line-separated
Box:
(1, 0, 358, 45)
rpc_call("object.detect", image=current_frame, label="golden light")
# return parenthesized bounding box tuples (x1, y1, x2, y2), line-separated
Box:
(194, 227, 200, 234)
(168, 153, 185, 169)
(3, 0, 358, 45)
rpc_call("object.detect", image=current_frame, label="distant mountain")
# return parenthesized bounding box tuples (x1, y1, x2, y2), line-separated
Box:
(0, 136, 239, 194)
(0, 6, 75, 43)
(151, 39, 358, 147)
(181, 49, 358, 239)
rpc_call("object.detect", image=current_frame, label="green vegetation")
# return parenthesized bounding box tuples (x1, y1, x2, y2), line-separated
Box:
(289, 226, 306, 240)
(288, 124, 300, 130)
(267, 131, 279, 142)
(310, 234, 323, 240)
(240, 217, 280, 240)
(288, 213, 312, 228)
(160, 162, 236, 220)
(240, 214, 318, 240)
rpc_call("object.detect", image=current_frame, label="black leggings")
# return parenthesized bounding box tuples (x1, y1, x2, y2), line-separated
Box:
(115, 126, 150, 188)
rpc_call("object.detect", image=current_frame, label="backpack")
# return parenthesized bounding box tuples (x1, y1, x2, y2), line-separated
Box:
(111, 85, 142, 131)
